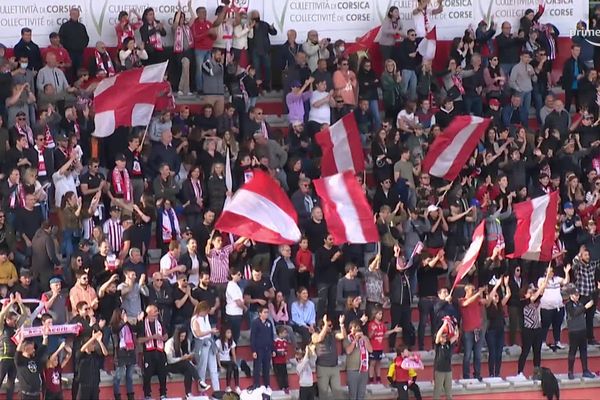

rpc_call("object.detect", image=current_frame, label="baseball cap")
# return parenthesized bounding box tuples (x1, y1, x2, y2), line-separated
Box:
(427, 204, 439, 213)
(563, 202, 574, 210)
(115, 153, 126, 162)
(49, 277, 62, 285)
(489, 98, 500, 107)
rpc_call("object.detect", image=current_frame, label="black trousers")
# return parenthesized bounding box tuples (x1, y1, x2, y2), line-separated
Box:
(518, 327, 543, 373)
(221, 360, 240, 387)
(317, 283, 337, 320)
(299, 386, 315, 400)
(393, 381, 422, 400)
(77, 384, 99, 400)
(143, 351, 167, 398)
(418, 297, 436, 350)
(580, 294, 597, 341)
(568, 330, 589, 373)
(0, 358, 16, 400)
(167, 360, 199, 394)
(273, 363, 289, 389)
(389, 303, 415, 348)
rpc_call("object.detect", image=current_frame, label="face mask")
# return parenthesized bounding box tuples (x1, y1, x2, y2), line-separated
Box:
(20, 63, 28, 69)
(241, 17, 248, 25)
(338, 46, 345, 52)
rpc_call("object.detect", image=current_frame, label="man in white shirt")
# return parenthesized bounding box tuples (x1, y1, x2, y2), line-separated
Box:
(52, 145, 80, 208)
(160, 241, 186, 285)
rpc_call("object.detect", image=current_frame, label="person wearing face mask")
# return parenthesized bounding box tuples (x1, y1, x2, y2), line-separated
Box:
(302, 30, 330, 73)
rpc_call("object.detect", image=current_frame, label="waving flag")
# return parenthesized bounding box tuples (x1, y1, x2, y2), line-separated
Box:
(345, 26, 382, 54)
(452, 221, 485, 290)
(215, 170, 301, 244)
(508, 191, 559, 262)
(313, 171, 378, 245)
(417, 26, 437, 60)
(423, 116, 490, 181)
(93, 61, 169, 138)
(315, 113, 365, 177)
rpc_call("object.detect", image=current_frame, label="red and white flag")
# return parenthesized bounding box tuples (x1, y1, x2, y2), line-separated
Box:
(315, 113, 365, 177)
(508, 191, 559, 261)
(313, 171, 378, 245)
(452, 221, 485, 290)
(417, 26, 437, 60)
(215, 170, 301, 244)
(93, 61, 169, 138)
(345, 26, 382, 54)
(423, 116, 490, 181)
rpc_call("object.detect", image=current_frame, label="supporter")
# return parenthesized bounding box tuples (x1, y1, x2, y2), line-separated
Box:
(58, 8, 89, 77)
(572, 246, 599, 344)
(155, 197, 181, 255)
(16, 330, 47, 400)
(496, 22, 526, 75)
(433, 318, 458, 400)
(250, 305, 275, 390)
(380, 7, 403, 63)
(137, 305, 168, 399)
(368, 306, 401, 384)
(291, 287, 316, 346)
(202, 49, 226, 116)
(115, 11, 142, 48)
(140, 8, 167, 65)
(215, 327, 241, 393)
(272, 325, 290, 393)
(118, 38, 148, 71)
(225, 267, 246, 344)
(119, 268, 147, 321)
(111, 308, 139, 400)
(303, 31, 330, 73)
(13, 28, 42, 72)
(332, 58, 357, 108)
(247, 10, 277, 92)
(565, 284, 596, 379)
(296, 346, 317, 400)
(43, 33, 72, 76)
(69, 271, 97, 316)
(191, 300, 219, 392)
(7, 85, 36, 129)
(146, 272, 173, 330)
(232, 13, 250, 66)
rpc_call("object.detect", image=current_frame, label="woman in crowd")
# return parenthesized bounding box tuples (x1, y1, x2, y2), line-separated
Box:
(485, 277, 511, 377)
(206, 162, 229, 214)
(140, 7, 167, 65)
(483, 55, 506, 100)
(111, 308, 138, 400)
(191, 301, 220, 392)
(539, 263, 571, 351)
(357, 58, 381, 129)
(118, 37, 148, 71)
(165, 325, 201, 397)
(172, 8, 195, 96)
(379, 6, 403, 62)
(59, 191, 82, 263)
(216, 327, 241, 393)
(381, 59, 404, 123)
(182, 166, 206, 229)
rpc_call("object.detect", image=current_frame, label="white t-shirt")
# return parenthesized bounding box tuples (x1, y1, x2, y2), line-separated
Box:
(396, 110, 419, 131)
(191, 314, 212, 339)
(226, 281, 244, 316)
(188, 252, 200, 287)
(308, 91, 331, 125)
(52, 170, 78, 208)
(215, 338, 236, 362)
(159, 253, 178, 285)
(413, 8, 434, 38)
(539, 276, 565, 310)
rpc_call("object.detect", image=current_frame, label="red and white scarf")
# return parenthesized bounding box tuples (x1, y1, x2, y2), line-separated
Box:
(112, 167, 132, 203)
(191, 178, 203, 201)
(161, 208, 181, 243)
(174, 25, 193, 54)
(44, 124, 55, 149)
(144, 318, 164, 351)
(12, 324, 82, 344)
(148, 22, 164, 51)
(8, 183, 25, 209)
(95, 50, 116, 77)
(34, 145, 47, 177)
(451, 74, 465, 95)
(119, 323, 135, 351)
(349, 333, 368, 372)
(16, 123, 33, 148)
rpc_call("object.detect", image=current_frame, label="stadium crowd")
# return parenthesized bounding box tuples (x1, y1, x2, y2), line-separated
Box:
(0, 0, 599, 399)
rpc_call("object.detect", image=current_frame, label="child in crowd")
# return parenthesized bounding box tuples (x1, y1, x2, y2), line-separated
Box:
(387, 346, 423, 400)
(216, 327, 241, 393)
(43, 342, 72, 400)
(242, 65, 259, 111)
(364, 254, 388, 317)
(273, 325, 290, 393)
(296, 345, 317, 400)
(433, 319, 459, 400)
(295, 237, 314, 290)
(367, 306, 401, 383)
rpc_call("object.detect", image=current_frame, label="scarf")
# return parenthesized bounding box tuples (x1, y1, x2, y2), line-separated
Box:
(349, 333, 368, 372)
(119, 323, 135, 351)
(174, 25, 193, 53)
(44, 124, 55, 149)
(95, 50, 116, 77)
(15, 123, 33, 148)
(161, 208, 180, 243)
(451, 73, 465, 95)
(148, 22, 164, 51)
(112, 167, 132, 203)
(12, 324, 82, 345)
(8, 183, 25, 209)
(34, 145, 47, 177)
(191, 178, 203, 201)
(144, 318, 164, 351)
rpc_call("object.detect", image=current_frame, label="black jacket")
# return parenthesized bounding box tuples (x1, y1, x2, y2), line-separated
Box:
(58, 20, 90, 52)
(271, 256, 296, 295)
(140, 23, 167, 54)
(248, 20, 277, 56)
(181, 178, 207, 216)
(561, 56, 588, 91)
(13, 39, 42, 71)
(496, 34, 525, 65)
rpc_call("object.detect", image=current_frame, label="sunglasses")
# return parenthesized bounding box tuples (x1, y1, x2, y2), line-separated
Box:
(17, 117, 26, 121)
(155, 278, 163, 281)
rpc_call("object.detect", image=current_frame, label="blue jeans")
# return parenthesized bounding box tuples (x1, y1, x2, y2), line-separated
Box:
(113, 364, 134, 396)
(462, 330, 483, 379)
(463, 95, 483, 116)
(519, 91, 532, 128)
(401, 69, 417, 101)
(194, 49, 210, 91)
(61, 228, 79, 261)
(194, 338, 220, 390)
(485, 327, 504, 377)
(368, 99, 382, 129)
(252, 53, 272, 88)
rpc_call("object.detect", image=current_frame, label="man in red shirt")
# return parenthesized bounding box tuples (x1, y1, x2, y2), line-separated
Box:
(42, 33, 72, 75)
(191, 5, 227, 93)
(459, 284, 485, 381)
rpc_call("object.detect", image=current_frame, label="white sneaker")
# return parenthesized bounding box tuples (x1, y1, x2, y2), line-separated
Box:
(177, 90, 184, 96)
(555, 341, 564, 349)
(226, 386, 232, 392)
(541, 343, 550, 351)
(186, 92, 194, 96)
(199, 381, 211, 391)
(265, 386, 273, 395)
(235, 386, 242, 394)
(516, 372, 527, 380)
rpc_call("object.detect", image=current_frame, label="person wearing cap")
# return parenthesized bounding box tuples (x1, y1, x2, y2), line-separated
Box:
(565, 283, 596, 379)
(508, 51, 536, 128)
(286, 77, 314, 127)
(52, 132, 70, 170)
(43, 32, 72, 74)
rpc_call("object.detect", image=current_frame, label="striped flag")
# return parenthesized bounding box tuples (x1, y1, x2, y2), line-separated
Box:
(508, 191, 559, 261)
(423, 116, 490, 181)
(404, 241, 424, 270)
(452, 221, 485, 290)
(313, 171, 378, 245)
(315, 113, 365, 177)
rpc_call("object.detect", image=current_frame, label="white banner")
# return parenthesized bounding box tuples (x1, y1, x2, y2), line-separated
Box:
(0, 0, 588, 48)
